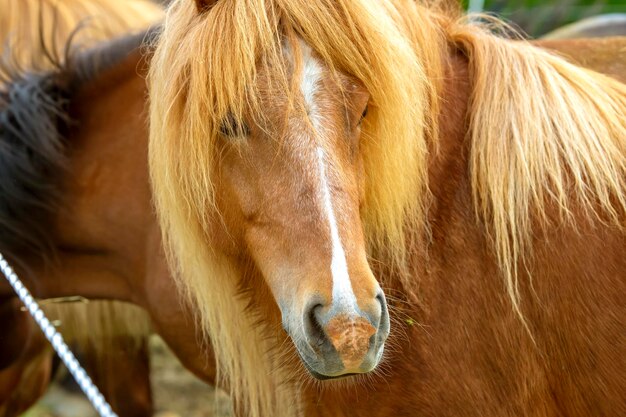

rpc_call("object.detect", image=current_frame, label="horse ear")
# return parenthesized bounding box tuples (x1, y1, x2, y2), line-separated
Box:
(194, 0, 218, 13)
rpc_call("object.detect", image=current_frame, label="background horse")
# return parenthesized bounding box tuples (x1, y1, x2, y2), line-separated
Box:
(0, 3, 221, 416)
(0, 0, 624, 416)
(0, 0, 161, 415)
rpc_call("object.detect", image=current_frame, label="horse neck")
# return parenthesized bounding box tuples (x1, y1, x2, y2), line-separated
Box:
(39, 50, 155, 304)
(382, 46, 475, 304)
(533, 37, 626, 83)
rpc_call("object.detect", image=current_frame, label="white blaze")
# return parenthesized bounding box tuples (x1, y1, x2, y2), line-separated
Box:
(316, 148, 358, 309)
(298, 41, 358, 310)
(299, 42, 324, 128)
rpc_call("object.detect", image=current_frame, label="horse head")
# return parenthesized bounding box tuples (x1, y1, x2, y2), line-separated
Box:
(150, 0, 432, 397)
(214, 39, 389, 379)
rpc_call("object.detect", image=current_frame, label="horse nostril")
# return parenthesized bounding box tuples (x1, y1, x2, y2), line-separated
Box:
(376, 292, 386, 309)
(304, 303, 327, 349)
(375, 291, 390, 335)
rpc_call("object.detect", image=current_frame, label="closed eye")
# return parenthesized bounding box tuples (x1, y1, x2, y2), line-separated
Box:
(358, 106, 368, 125)
(219, 112, 250, 137)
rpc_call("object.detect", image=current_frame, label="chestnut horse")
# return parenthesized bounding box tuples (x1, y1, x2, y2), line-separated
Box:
(0, 0, 624, 416)
(0, 0, 161, 415)
(149, 0, 625, 416)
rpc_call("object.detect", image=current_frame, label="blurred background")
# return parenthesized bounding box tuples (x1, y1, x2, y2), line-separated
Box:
(464, 0, 625, 37)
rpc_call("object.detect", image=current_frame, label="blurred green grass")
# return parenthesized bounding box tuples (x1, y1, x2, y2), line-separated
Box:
(462, 0, 626, 37)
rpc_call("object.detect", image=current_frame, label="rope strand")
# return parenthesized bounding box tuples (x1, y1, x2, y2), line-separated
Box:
(0, 252, 118, 417)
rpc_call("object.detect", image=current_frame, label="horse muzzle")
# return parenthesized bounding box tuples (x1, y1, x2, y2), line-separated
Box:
(288, 290, 390, 379)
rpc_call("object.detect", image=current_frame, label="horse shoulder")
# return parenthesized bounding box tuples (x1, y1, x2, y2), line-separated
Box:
(533, 37, 626, 83)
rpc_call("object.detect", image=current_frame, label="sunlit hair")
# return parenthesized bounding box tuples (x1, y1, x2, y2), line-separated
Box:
(0, 0, 163, 75)
(149, 0, 626, 415)
(450, 19, 626, 317)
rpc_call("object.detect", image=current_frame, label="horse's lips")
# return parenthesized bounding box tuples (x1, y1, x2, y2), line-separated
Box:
(297, 350, 359, 380)
(305, 364, 359, 381)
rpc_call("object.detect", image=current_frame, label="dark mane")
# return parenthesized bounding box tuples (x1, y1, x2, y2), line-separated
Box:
(0, 70, 70, 264)
(0, 28, 155, 265)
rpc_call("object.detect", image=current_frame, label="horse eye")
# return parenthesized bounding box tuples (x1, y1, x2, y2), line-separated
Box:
(219, 113, 250, 137)
(358, 106, 368, 124)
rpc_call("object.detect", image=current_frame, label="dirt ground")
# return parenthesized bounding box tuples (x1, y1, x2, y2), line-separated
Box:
(20, 336, 233, 417)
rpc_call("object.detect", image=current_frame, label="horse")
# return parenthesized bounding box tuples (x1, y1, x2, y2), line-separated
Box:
(0, 0, 624, 416)
(0, 0, 162, 415)
(149, 0, 626, 416)
(0, 3, 220, 414)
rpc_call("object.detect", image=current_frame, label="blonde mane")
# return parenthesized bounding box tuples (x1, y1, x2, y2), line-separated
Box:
(149, 0, 626, 415)
(450, 22, 626, 315)
(0, 0, 162, 75)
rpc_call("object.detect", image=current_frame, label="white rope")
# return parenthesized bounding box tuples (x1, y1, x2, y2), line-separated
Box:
(0, 252, 118, 417)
